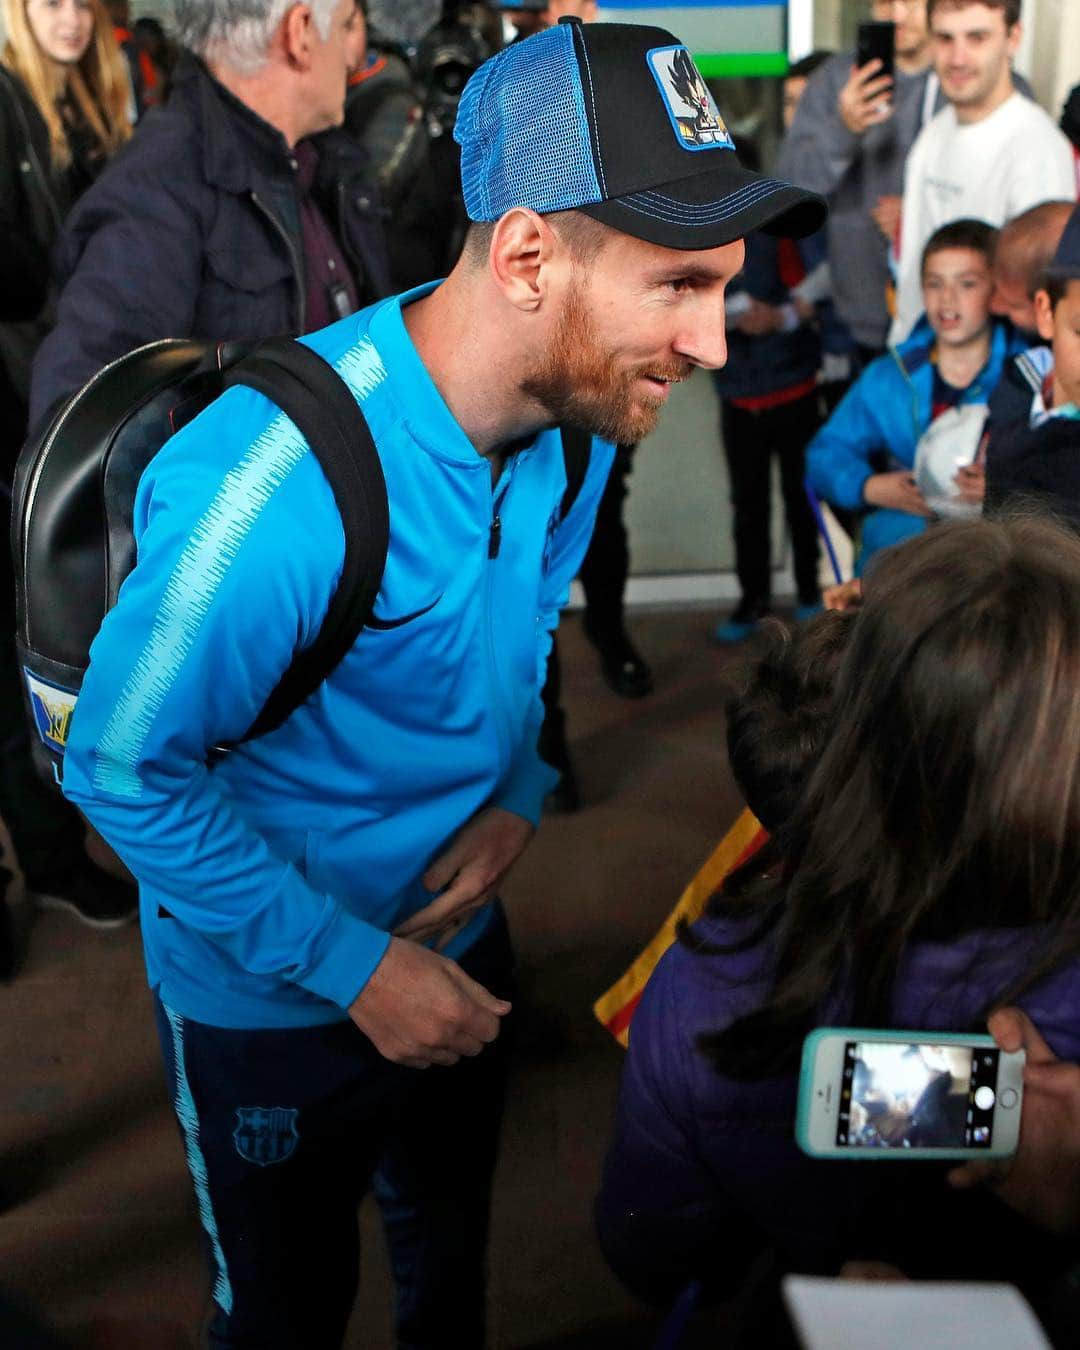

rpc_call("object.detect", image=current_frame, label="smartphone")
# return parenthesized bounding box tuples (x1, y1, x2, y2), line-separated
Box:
(796, 1028, 1024, 1160)
(856, 20, 896, 84)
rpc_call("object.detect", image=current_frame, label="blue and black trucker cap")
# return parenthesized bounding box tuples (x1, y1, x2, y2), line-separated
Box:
(454, 17, 827, 250)
(1046, 204, 1080, 283)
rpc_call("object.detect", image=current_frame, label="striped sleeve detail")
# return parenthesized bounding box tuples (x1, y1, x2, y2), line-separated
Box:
(91, 334, 389, 801)
(92, 410, 309, 799)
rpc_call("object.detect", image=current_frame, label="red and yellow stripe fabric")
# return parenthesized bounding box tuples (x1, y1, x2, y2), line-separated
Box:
(593, 807, 767, 1047)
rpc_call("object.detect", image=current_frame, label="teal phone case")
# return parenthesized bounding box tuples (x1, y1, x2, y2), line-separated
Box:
(795, 1027, 1001, 1160)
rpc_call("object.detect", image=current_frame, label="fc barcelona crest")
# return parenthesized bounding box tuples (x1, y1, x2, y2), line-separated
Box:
(647, 46, 735, 152)
(24, 669, 79, 755)
(233, 1106, 300, 1167)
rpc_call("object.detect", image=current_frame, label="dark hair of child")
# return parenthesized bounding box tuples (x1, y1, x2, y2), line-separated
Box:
(699, 515, 1080, 1079)
(677, 611, 854, 957)
(921, 218, 999, 276)
(1039, 273, 1077, 311)
(724, 611, 854, 834)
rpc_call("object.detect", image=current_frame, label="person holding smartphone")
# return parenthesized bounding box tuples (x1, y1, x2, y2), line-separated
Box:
(596, 515, 1080, 1318)
(776, 1, 937, 365)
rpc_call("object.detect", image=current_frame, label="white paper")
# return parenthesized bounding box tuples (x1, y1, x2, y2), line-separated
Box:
(782, 1275, 1052, 1350)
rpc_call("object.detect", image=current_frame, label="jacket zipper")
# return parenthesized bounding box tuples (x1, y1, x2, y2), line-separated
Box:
(250, 190, 306, 333)
(483, 457, 523, 769)
(19, 338, 180, 643)
(889, 345, 922, 452)
(337, 179, 370, 288)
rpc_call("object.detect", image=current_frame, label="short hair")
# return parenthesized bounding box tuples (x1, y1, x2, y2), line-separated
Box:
(174, 0, 340, 74)
(921, 218, 998, 275)
(927, 0, 1022, 27)
(786, 51, 832, 82)
(724, 611, 854, 833)
(464, 209, 611, 268)
(1039, 274, 1080, 311)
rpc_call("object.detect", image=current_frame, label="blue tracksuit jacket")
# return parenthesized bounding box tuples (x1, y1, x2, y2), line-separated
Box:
(61, 284, 614, 1029)
(806, 317, 1024, 563)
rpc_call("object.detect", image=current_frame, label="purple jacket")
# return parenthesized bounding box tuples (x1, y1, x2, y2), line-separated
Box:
(596, 913, 1080, 1307)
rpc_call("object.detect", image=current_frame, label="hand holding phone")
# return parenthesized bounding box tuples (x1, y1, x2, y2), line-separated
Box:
(839, 23, 896, 135)
(797, 1028, 1025, 1160)
(948, 1008, 1080, 1233)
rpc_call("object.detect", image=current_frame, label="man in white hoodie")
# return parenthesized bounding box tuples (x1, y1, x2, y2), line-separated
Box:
(892, 0, 1075, 341)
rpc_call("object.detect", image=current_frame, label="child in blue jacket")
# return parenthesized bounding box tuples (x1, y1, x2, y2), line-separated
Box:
(807, 219, 1025, 570)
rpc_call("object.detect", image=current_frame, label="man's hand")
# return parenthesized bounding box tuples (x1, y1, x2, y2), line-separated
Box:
(871, 194, 902, 243)
(394, 807, 535, 945)
(953, 462, 986, 505)
(348, 937, 511, 1069)
(863, 471, 933, 517)
(948, 1008, 1080, 1235)
(838, 60, 894, 136)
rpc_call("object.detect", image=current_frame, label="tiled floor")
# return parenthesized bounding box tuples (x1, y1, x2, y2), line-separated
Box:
(0, 606, 750, 1348)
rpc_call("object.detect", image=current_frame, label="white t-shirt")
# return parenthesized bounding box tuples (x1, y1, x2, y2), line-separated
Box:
(892, 90, 1077, 341)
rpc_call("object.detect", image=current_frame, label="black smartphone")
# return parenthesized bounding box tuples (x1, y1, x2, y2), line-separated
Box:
(856, 20, 895, 83)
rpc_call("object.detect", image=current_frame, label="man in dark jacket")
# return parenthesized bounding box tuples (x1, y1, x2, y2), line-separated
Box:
(29, 0, 391, 430)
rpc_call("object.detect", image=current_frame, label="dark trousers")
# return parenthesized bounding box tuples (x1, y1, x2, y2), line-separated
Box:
(579, 443, 634, 636)
(538, 444, 632, 771)
(155, 907, 515, 1350)
(720, 392, 822, 608)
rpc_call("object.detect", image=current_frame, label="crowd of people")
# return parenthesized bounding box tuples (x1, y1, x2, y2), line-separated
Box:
(1, 0, 1080, 1347)
(715, 0, 1080, 637)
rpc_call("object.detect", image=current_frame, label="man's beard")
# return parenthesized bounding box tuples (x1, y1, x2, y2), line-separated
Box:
(520, 284, 690, 445)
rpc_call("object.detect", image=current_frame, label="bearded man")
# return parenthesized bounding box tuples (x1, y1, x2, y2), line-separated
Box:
(59, 17, 823, 1348)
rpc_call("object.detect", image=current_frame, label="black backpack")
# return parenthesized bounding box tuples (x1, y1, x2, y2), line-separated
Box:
(12, 336, 593, 788)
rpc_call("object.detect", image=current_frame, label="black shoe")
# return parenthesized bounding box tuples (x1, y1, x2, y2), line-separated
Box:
(584, 621, 654, 698)
(29, 859, 138, 931)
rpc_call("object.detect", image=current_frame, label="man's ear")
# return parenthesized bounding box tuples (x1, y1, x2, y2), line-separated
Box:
(488, 209, 562, 314)
(1006, 20, 1023, 59)
(281, 1, 315, 70)
(1034, 289, 1056, 344)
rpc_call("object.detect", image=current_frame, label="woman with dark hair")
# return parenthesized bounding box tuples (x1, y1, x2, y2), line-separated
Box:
(596, 514, 1080, 1321)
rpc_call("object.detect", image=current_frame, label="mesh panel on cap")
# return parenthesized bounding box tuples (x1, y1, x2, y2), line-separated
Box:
(455, 24, 602, 221)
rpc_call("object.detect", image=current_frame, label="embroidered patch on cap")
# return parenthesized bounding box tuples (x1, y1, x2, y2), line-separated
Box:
(24, 669, 78, 754)
(647, 46, 735, 152)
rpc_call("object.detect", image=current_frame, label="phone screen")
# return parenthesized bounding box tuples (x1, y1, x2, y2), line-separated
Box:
(837, 1040, 1001, 1150)
(856, 21, 896, 81)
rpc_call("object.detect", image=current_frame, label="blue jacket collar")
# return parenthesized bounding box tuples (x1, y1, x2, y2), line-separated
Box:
(369, 284, 524, 469)
(893, 316, 1021, 394)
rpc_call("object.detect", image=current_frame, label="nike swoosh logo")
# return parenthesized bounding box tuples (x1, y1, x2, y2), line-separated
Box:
(365, 596, 441, 631)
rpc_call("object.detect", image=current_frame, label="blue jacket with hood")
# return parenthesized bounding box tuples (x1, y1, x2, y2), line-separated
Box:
(60, 285, 614, 1030)
(806, 317, 1024, 513)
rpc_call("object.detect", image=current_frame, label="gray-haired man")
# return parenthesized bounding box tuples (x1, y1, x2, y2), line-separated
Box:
(30, 0, 390, 429)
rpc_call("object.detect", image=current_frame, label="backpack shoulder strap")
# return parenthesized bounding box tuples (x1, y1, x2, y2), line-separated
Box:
(558, 424, 593, 524)
(224, 336, 389, 742)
